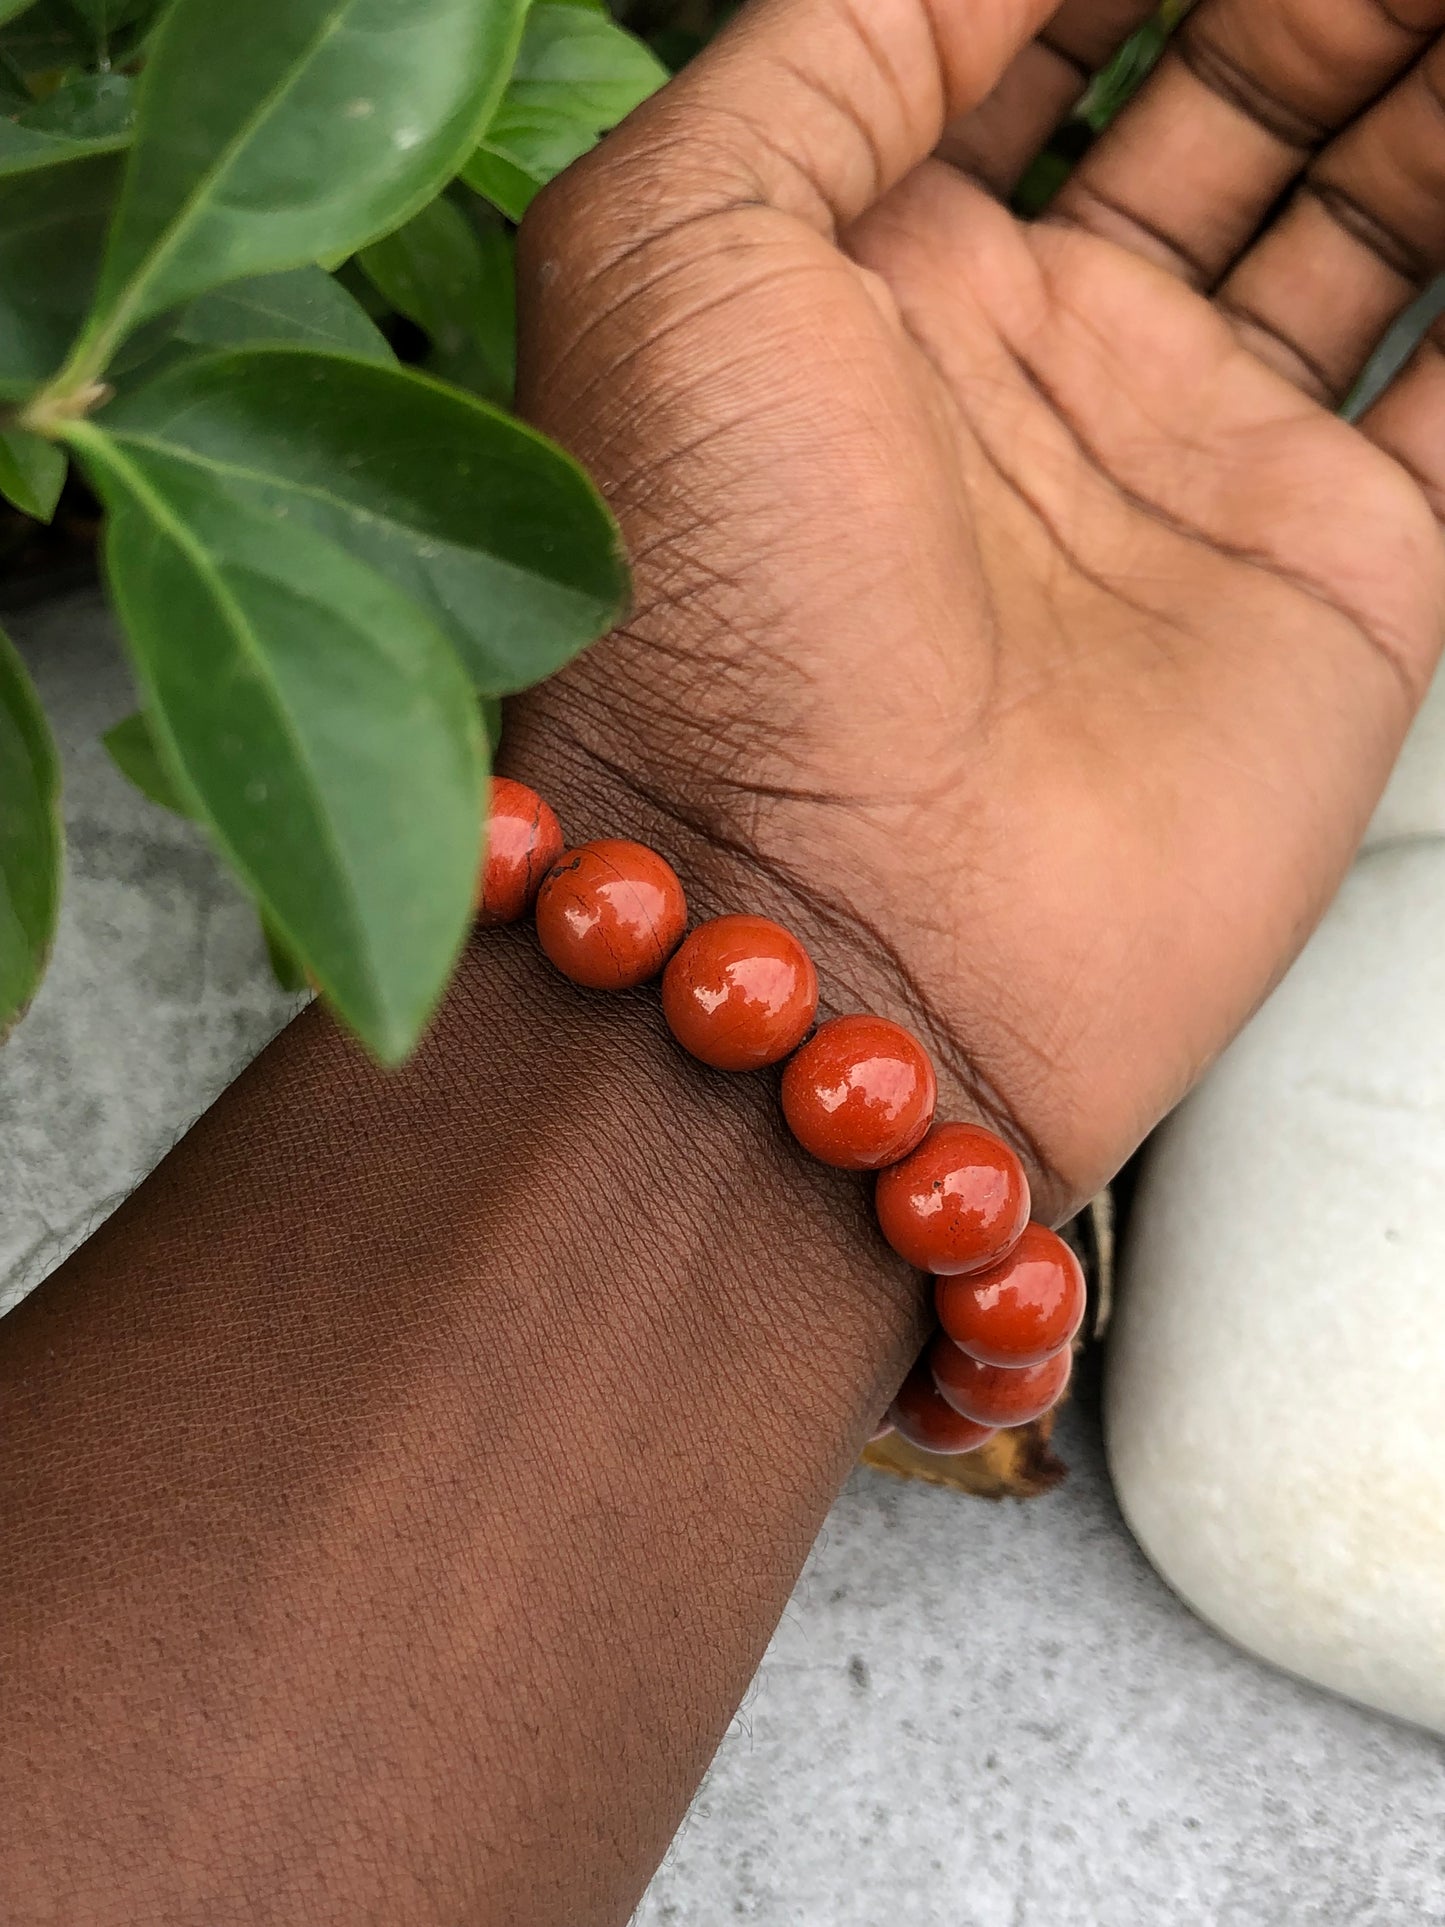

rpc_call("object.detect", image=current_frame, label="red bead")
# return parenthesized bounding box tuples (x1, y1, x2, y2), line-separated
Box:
(535, 839, 687, 990)
(475, 777, 565, 925)
(935, 1223, 1086, 1369)
(661, 914, 818, 1071)
(888, 1357, 997, 1456)
(929, 1331, 1071, 1428)
(875, 1121, 1030, 1275)
(780, 1015, 936, 1170)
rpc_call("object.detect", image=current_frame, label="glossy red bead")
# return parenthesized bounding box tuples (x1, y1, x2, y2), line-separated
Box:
(475, 777, 565, 925)
(875, 1121, 1030, 1276)
(535, 838, 687, 991)
(888, 1357, 997, 1456)
(935, 1222, 1086, 1369)
(661, 914, 818, 1071)
(929, 1331, 1071, 1428)
(780, 1014, 936, 1170)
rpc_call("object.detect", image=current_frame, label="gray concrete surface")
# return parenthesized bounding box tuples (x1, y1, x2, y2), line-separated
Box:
(5, 595, 1444, 1926)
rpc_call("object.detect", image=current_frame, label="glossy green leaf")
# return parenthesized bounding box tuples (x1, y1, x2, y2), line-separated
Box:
(358, 195, 513, 399)
(97, 346, 627, 695)
(71, 420, 487, 1063)
(0, 146, 123, 399)
(462, 2, 666, 221)
(102, 708, 195, 815)
(0, 621, 62, 1037)
(173, 268, 394, 363)
(64, 0, 530, 381)
(18, 72, 137, 141)
(0, 428, 66, 520)
(480, 694, 503, 754)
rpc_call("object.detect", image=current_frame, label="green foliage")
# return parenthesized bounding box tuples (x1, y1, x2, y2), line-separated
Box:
(0, 143, 124, 398)
(169, 269, 394, 364)
(63, 0, 532, 382)
(0, 0, 647, 1059)
(0, 426, 65, 518)
(462, 1, 667, 220)
(359, 195, 515, 400)
(18, 71, 136, 138)
(78, 422, 487, 1062)
(102, 707, 191, 812)
(0, 622, 61, 1037)
(89, 348, 626, 694)
(1078, 11, 1174, 132)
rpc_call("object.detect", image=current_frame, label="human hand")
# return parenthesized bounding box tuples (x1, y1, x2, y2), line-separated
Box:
(509, 0, 1445, 1216)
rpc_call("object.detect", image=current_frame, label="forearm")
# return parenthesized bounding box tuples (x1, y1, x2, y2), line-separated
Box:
(0, 916, 925, 1927)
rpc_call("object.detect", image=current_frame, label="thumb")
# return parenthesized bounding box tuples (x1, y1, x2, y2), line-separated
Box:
(596, 0, 1063, 234)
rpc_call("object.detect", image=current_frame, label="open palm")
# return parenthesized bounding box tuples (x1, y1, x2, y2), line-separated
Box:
(511, 0, 1445, 1215)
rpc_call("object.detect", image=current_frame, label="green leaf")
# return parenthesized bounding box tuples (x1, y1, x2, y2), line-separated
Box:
(0, 428, 66, 520)
(261, 911, 308, 992)
(173, 267, 394, 363)
(106, 709, 313, 994)
(0, 117, 131, 175)
(102, 708, 196, 815)
(1079, 17, 1170, 132)
(0, 621, 62, 1037)
(68, 0, 161, 28)
(96, 346, 627, 695)
(0, 0, 92, 74)
(0, 145, 123, 400)
(17, 71, 137, 141)
(461, 2, 667, 221)
(71, 420, 488, 1063)
(1, 0, 157, 64)
(480, 694, 502, 754)
(358, 195, 513, 400)
(63, 0, 530, 382)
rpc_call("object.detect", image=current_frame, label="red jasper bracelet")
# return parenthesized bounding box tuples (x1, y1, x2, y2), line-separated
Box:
(476, 778, 1080, 1459)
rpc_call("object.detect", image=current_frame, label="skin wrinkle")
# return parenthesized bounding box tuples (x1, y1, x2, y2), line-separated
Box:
(1175, 25, 1333, 149)
(1213, 291, 1339, 402)
(1308, 175, 1432, 285)
(999, 278, 1430, 708)
(1047, 180, 1216, 285)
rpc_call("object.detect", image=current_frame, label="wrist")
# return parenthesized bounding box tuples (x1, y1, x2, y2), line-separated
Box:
(501, 693, 1071, 1224)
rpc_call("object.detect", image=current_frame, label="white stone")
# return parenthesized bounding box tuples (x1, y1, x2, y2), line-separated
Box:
(1108, 834, 1445, 1733)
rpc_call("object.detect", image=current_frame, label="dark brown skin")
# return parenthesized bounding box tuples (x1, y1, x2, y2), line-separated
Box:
(1, 929, 926, 1926)
(5, 0, 1445, 1921)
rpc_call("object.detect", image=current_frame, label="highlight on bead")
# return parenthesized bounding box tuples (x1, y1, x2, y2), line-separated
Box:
(875, 1120, 1030, 1276)
(780, 1013, 937, 1170)
(475, 776, 565, 925)
(535, 838, 688, 991)
(662, 914, 818, 1071)
(935, 1222, 1086, 1370)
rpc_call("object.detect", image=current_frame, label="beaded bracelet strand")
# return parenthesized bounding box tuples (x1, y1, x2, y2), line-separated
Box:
(477, 777, 1083, 1459)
